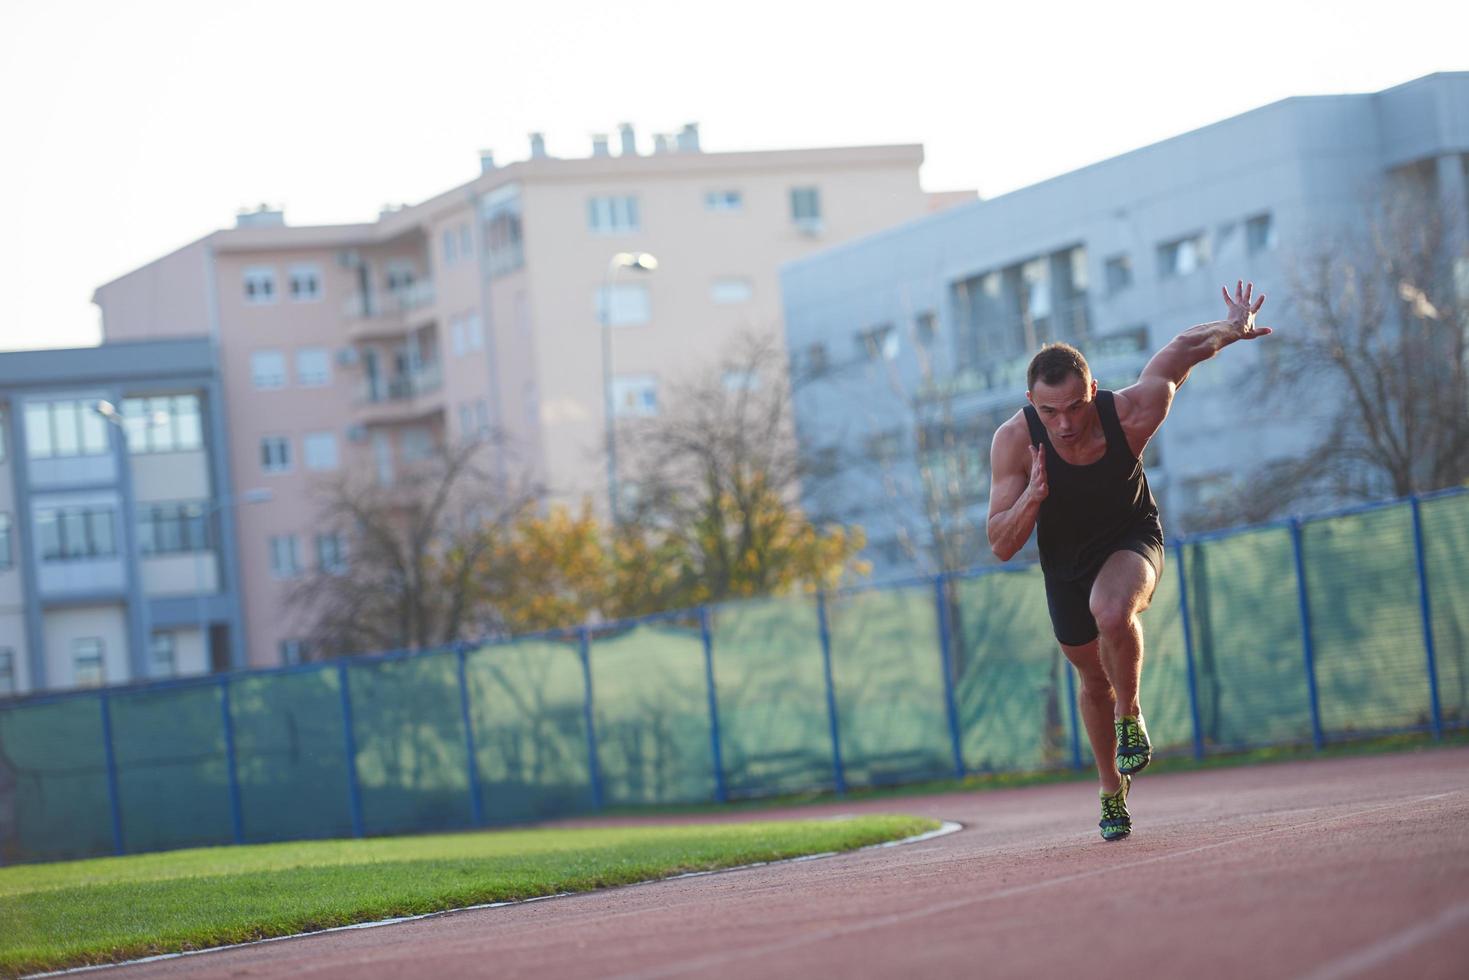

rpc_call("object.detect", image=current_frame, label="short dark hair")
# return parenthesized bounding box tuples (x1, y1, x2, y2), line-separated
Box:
(1027, 342, 1091, 390)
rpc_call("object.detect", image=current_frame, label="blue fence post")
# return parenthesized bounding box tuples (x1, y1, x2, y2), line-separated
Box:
(337, 662, 365, 838)
(699, 606, 729, 803)
(1290, 518, 1326, 750)
(455, 642, 486, 825)
(218, 675, 244, 844)
(1064, 662, 1084, 771)
(815, 592, 848, 794)
(1409, 496, 1445, 740)
(932, 574, 965, 779)
(1173, 541, 1206, 761)
(99, 692, 125, 855)
(578, 627, 605, 810)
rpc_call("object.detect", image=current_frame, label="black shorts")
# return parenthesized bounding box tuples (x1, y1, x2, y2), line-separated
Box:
(1043, 527, 1166, 647)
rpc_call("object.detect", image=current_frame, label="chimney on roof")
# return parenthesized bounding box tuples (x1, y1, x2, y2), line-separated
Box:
(677, 123, 701, 153)
(653, 133, 672, 154)
(235, 204, 285, 228)
(592, 134, 610, 157)
(529, 132, 547, 159)
(479, 150, 496, 173)
(619, 122, 637, 156)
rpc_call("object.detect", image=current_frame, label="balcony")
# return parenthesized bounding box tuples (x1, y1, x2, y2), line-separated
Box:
(343, 281, 436, 340)
(355, 362, 445, 425)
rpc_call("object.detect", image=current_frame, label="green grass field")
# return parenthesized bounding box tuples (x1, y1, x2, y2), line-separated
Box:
(0, 814, 937, 977)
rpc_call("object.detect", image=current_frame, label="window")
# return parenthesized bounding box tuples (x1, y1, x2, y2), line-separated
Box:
(442, 227, 458, 267)
(466, 313, 484, 351)
(1158, 233, 1210, 279)
(474, 399, 489, 434)
(710, 278, 753, 305)
(705, 190, 743, 212)
(1090, 325, 1151, 359)
(596, 283, 651, 326)
(149, 632, 176, 678)
(385, 262, 417, 292)
(722, 370, 760, 392)
(288, 264, 321, 301)
(296, 348, 331, 387)
(401, 427, 434, 461)
(915, 311, 938, 347)
(587, 195, 640, 234)
(790, 187, 821, 228)
(1246, 213, 1277, 254)
(856, 324, 898, 361)
(123, 395, 204, 454)
(0, 409, 7, 462)
(279, 639, 308, 665)
(24, 400, 109, 459)
(303, 432, 339, 471)
(458, 224, 473, 259)
(261, 436, 291, 473)
(269, 534, 302, 579)
(73, 638, 104, 687)
(373, 432, 393, 486)
(251, 350, 287, 389)
(1105, 255, 1133, 295)
(244, 267, 276, 304)
(0, 648, 13, 695)
(611, 375, 658, 417)
(36, 506, 117, 561)
(316, 533, 347, 573)
(449, 316, 466, 356)
(0, 513, 11, 568)
(138, 501, 210, 555)
(482, 188, 524, 275)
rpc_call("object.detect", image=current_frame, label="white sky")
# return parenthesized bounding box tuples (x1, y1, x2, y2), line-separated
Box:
(1, 0, 1465, 352)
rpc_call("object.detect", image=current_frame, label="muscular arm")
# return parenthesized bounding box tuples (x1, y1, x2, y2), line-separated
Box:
(1116, 280, 1273, 452)
(986, 416, 1046, 561)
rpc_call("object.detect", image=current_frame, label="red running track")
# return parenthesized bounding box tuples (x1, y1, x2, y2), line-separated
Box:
(104, 748, 1469, 980)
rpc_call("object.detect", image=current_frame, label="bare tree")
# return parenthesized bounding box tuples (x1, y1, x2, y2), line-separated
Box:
(1189, 179, 1469, 529)
(289, 437, 537, 656)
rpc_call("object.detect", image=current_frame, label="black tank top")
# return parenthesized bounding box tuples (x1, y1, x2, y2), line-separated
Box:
(1022, 390, 1159, 581)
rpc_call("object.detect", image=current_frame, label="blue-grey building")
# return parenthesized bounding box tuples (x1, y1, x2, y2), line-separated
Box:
(0, 339, 246, 695)
(781, 72, 1469, 578)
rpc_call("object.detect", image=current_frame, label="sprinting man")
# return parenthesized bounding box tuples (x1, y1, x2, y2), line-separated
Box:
(986, 281, 1271, 841)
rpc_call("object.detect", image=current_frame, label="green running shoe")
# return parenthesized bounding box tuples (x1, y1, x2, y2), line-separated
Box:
(1116, 713, 1152, 775)
(1099, 774, 1132, 842)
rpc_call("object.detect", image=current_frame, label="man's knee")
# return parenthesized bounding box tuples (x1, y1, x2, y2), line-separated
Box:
(1089, 600, 1136, 639)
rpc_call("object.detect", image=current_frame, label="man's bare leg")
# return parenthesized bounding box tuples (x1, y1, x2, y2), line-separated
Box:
(1088, 551, 1157, 720)
(1058, 639, 1121, 794)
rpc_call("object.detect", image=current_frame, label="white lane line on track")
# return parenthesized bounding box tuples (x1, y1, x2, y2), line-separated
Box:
(1292, 901, 1469, 980)
(24, 821, 963, 978)
(614, 791, 1463, 980)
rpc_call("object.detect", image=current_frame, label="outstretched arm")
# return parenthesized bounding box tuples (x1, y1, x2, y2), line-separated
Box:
(1116, 280, 1273, 450)
(987, 418, 1047, 561)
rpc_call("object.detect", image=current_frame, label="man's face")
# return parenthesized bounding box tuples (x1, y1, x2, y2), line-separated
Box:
(1027, 374, 1099, 445)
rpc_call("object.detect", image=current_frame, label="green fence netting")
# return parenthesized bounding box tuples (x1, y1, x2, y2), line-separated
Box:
(347, 652, 474, 836)
(1303, 508, 1433, 736)
(231, 668, 355, 843)
(0, 697, 112, 862)
(710, 596, 836, 797)
(1421, 494, 1469, 728)
(1183, 527, 1314, 748)
(3, 492, 1466, 863)
(589, 622, 716, 806)
(109, 684, 233, 853)
(826, 584, 953, 787)
(951, 568, 1075, 773)
(465, 637, 596, 823)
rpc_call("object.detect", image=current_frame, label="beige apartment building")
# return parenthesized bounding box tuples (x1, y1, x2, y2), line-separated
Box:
(94, 125, 957, 667)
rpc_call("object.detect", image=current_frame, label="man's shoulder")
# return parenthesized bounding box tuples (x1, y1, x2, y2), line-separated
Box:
(992, 409, 1031, 448)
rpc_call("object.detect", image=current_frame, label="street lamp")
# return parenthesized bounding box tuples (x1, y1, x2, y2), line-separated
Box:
(600, 251, 658, 523)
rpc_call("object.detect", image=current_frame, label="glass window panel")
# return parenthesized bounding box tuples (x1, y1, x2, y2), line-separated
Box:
(37, 510, 61, 559)
(62, 511, 87, 557)
(175, 396, 202, 449)
(81, 404, 109, 455)
(0, 513, 12, 567)
(150, 633, 176, 676)
(53, 402, 80, 456)
(24, 404, 53, 458)
(88, 510, 116, 557)
(74, 638, 104, 687)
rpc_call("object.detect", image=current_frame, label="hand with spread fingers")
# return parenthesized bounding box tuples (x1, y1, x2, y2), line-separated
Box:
(1220, 279, 1273, 342)
(1027, 443, 1049, 502)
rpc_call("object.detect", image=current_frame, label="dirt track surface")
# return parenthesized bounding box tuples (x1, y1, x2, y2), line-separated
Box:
(103, 748, 1469, 979)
